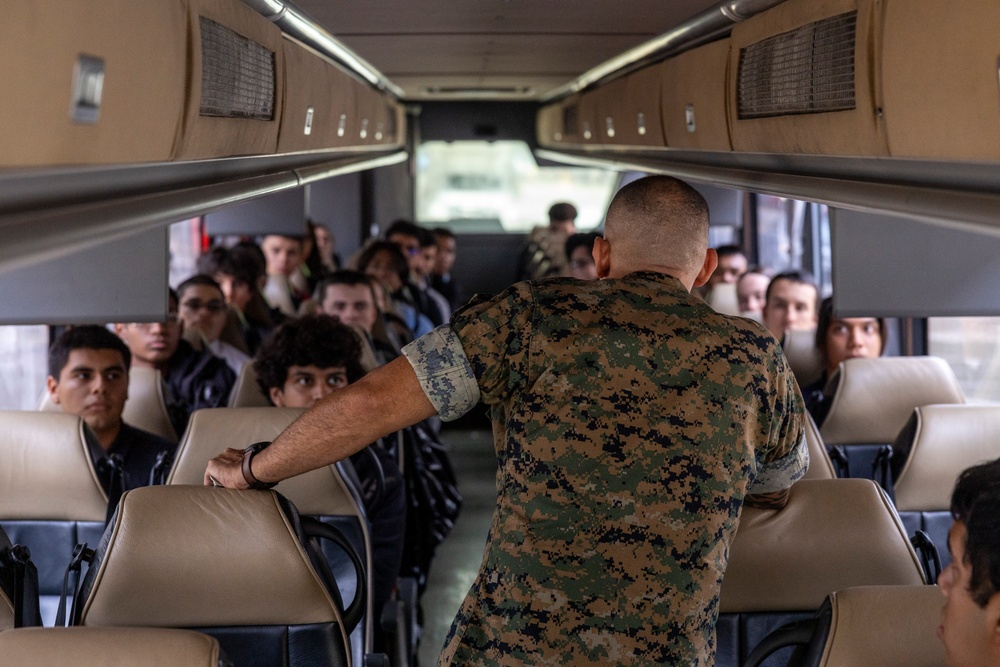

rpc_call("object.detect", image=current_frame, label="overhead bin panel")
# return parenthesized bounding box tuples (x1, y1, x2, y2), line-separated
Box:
(881, 0, 1000, 161)
(353, 85, 405, 147)
(591, 69, 665, 148)
(278, 39, 356, 152)
(728, 0, 887, 156)
(174, 0, 285, 159)
(662, 40, 732, 151)
(0, 1, 187, 167)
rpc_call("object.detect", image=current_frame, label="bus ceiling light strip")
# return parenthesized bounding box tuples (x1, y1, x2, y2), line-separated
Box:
(539, 0, 786, 103)
(239, 0, 405, 99)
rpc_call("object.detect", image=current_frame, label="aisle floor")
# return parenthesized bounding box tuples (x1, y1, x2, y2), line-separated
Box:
(417, 428, 496, 666)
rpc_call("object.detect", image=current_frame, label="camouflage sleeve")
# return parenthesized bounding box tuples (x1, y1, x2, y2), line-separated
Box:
(748, 346, 809, 495)
(402, 325, 481, 421)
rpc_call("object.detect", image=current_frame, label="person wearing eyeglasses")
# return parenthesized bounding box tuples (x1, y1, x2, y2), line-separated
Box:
(115, 289, 236, 435)
(564, 232, 602, 281)
(177, 274, 250, 375)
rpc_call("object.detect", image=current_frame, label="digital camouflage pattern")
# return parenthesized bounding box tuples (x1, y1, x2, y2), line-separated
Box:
(403, 271, 807, 666)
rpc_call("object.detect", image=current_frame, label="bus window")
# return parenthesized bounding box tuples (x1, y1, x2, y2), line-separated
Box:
(754, 195, 832, 296)
(0, 326, 48, 410)
(415, 140, 618, 232)
(929, 317, 1000, 403)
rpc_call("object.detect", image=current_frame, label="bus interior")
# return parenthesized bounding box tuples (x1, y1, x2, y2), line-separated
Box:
(2, 0, 1000, 665)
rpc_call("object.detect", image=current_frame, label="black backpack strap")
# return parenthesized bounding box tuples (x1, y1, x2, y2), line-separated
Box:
(55, 543, 95, 627)
(910, 530, 942, 584)
(150, 449, 174, 486)
(872, 444, 896, 502)
(827, 446, 850, 477)
(299, 515, 367, 636)
(95, 454, 127, 525)
(2, 542, 42, 628)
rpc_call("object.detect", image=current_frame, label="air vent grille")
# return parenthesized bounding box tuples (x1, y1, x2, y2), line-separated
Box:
(199, 17, 275, 120)
(738, 11, 857, 120)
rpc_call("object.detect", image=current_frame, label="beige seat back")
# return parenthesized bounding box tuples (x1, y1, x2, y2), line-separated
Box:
(816, 585, 946, 667)
(707, 282, 740, 316)
(226, 364, 270, 408)
(121, 367, 178, 442)
(802, 412, 836, 480)
(721, 479, 925, 613)
(820, 357, 965, 446)
(0, 627, 226, 667)
(894, 404, 1000, 512)
(783, 327, 823, 389)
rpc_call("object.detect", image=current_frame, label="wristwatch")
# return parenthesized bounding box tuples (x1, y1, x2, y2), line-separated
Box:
(241, 441, 278, 490)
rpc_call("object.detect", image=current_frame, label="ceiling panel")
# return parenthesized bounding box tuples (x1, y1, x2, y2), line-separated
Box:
(292, 0, 722, 99)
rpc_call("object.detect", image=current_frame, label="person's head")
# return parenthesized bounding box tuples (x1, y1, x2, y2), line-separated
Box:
(814, 297, 887, 376)
(114, 290, 181, 370)
(762, 271, 819, 338)
(385, 220, 426, 277)
(708, 245, 748, 288)
(432, 228, 457, 276)
(47, 325, 131, 444)
(939, 459, 1000, 667)
(313, 222, 336, 268)
(260, 235, 304, 277)
(198, 244, 266, 312)
(416, 227, 437, 280)
(358, 241, 409, 293)
(254, 314, 365, 408)
(737, 266, 773, 317)
(177, 274, 228, 343)
(565, 232, 602, 280)
(316, 271, 379, 333)
(598, 176, 715, 289)
(548, 202, 578, 235)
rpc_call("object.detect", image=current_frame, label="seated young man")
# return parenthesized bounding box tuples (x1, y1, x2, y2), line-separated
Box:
(115, 289, 236, 435)
(253, 314, 406, 631)
(939, 458, 1000, 667)
(314, 270, 406, 363)
(47, 326, 175, 493)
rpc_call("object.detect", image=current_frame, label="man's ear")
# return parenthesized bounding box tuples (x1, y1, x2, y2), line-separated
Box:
(269, 387, 286, 408)
(692, 248, 719, 288)
(593, 237, 611, 279)
(46, 376, 60, 404)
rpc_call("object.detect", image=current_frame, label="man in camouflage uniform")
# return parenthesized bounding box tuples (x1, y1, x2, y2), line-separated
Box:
(207, 175, 808, 666)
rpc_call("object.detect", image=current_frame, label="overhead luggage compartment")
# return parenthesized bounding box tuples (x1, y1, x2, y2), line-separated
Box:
(174, 0, 285, 159)
(594, 66, 666, 147)
(662, 40, 732, 151)
(727, 0, 887, 156)
(277, 39, 357, 153)
(0, 1, 187, 167)
(353, 85, 406, 148)
(880, 0, 1000, 161)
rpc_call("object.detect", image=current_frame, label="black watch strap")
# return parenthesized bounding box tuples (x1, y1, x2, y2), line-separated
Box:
(241, 441, 277, 490)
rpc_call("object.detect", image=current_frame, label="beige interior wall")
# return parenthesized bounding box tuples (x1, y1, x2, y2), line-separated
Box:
(173, 0, 285, 159)
(662, 41, 732, 150)
(881, 0, 1000, 160)
(0, 1, 187, 167)
(727, 0, 888, 156)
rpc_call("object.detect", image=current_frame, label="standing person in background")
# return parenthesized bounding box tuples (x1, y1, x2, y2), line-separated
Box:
(206, 175, 806, 666)
(547, 202, 578, 236)
(430, 227, 461, 310)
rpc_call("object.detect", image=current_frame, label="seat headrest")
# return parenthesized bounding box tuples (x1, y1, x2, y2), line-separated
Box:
(818, 586, 946, 667)
(801, 411, 836, 480)
(782, 327, 823, 388)
(120, 367, 178, 442)
(720, 479, 925, 613)
(0, 627, 224, 667)
(78, 486, 340, 627)
(167, 408, 361, 517)
(0, 587, 13, 632)
(0, 411, 107, 521)
(820, 357, 965, 445)
(706, 282, 740, 316)
(894, 404, 1000, 511)
(226, 364, 270, 408)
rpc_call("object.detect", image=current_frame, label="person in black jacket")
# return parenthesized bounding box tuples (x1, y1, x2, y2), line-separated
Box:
(115, 290, 235, 436)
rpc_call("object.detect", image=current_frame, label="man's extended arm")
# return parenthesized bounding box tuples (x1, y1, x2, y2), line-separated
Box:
(205, 356, 437, 488)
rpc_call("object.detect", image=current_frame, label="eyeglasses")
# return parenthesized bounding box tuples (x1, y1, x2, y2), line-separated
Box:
(181, 299, 226, 313)
(569, 259, 595, 270)
(129, 313, 179, 329)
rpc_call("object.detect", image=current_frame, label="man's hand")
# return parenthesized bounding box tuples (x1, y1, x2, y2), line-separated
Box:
(204, 448, 250, 489)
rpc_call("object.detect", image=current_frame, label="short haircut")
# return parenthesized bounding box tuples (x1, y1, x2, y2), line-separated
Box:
(254, 314, 366, 399)
(177, 274, 224, 300)
(315, 270, 377, 304)
(49, 325, 131, 378)
(548, 202, 578, 222)
(432, 227, 455, 241)
(416, 226, 436, 249)
(814, 296, 887, 357)
(197, 244, 266, 287)
(715, 244, 746, 259)
(951, 458, 1000, 607)
(565, 232, 602, 261)
(603, 176, 710, 273)
(384, 220, 422, 242)
(357, 241, 410, 285)
(764, 270, 818, 307)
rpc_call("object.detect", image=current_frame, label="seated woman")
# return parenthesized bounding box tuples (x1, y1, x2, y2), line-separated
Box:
(803, 296, 887, 425)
